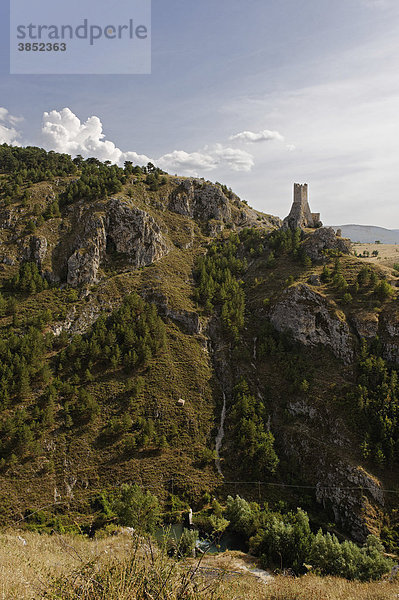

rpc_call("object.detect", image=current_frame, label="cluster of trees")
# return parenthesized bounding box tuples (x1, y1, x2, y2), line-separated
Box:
(194, 233, 246, 338)
(265, 227, 312, 268)
(256, 321, 313, 394)
(268, 227, 303, 255)
(229, 379, 279, 478)
(0, 293, 167, 465)
(321, 262, 394, 304)
(351, 340, 399, 465)
(60, 161, 126, 204)
(144, 163, 167, 191)
(0, 311, 55, 464)
(57, 294, 166, 379)
(239, 227, 267, 257)
(8, 262, 48, 295)
(0, 321, 51, 409)
(60, 158, 168, 203)
(225, 495, 392, 580)
(0, 144, 77, 182)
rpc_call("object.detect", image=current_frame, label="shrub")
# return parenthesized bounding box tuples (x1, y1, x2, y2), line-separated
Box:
(178, 528, 198, 557)
(113, 484, 160, 533)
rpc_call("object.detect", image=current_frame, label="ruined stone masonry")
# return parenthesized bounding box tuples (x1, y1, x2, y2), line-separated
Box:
(283, 183, 322, 230)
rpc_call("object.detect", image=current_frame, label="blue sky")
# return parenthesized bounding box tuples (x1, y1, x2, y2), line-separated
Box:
(1, 0, 399, 226)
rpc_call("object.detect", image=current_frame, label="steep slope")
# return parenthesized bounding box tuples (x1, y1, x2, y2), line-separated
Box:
(1, 146, 399, 553)
(0, 147, 280, 525)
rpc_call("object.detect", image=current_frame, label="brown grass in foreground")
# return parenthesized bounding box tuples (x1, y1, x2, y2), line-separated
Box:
(0, 530, 399, 599)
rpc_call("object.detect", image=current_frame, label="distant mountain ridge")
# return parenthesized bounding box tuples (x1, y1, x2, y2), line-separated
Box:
(330, 224, 399, 244)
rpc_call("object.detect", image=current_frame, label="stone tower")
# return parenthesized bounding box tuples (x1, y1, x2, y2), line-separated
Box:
(283, 183, 322, 230)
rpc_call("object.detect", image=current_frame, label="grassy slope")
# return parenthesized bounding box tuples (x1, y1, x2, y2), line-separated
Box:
(218, 245, 399, 534)
(1, 171, 399, 539)
(0, 177, 227, 522)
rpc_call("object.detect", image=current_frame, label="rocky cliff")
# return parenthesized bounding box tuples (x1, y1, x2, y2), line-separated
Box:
(1, 148, 399, 550)
(270, 283, 354, 363)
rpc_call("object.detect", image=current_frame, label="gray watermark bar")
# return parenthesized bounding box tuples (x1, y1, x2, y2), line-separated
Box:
(10, 0, 151, 75)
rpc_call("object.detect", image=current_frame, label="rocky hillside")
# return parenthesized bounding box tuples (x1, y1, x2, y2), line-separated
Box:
(1, 146, 399, 554)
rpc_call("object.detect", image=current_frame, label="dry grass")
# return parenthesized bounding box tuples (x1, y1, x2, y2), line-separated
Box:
(0, 530, 133, 599)
(264, 574, 399, 600)
(354, 242, 399, 270)
(0, 531, 399, 599)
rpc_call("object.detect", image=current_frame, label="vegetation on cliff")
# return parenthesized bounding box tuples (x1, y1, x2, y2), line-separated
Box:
(1, 145, 399, 590)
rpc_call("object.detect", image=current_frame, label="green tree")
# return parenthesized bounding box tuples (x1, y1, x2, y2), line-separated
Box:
(113, 484, 160, 533)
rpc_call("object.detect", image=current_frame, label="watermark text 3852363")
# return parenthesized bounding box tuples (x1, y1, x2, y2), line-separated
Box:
(10, 0, 151, 75)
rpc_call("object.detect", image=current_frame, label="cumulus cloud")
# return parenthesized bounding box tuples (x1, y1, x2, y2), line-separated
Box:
(157, 144, 254, 175)
(41, 108, 151, 165)
(211, 144, 255, 171)
(41, 108, 255, 174)
(0, 108, 22, 145)
(229, 129, 284, 143)
(157, 150, 216, 174)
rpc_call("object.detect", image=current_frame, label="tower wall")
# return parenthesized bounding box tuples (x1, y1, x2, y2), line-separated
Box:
(282, 183, 322, 230)
(294, 183, 308, 206)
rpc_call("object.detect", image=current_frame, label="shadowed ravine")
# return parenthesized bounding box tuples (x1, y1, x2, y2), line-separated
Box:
(215, 391, 226, 476)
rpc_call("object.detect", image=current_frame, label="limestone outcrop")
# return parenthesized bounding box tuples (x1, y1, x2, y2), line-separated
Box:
(315, 463, 384, 541)
(66, 198, 169, 287)
(169, 179, 231, 222)
(105, 198, 169, 266)
(302, 227, 352, 262)
(25, 235, 48, 271)
(66, 213, 106, 287)
(270, 283, 354, 363)
(350, 311, 379, 341)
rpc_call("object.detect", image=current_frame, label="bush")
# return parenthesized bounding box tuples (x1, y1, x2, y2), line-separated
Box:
(113, 484, 160, 533)
(225, 495, 255, 538)
(309, 531, 392, 581)
(374, 280, 394, 300)
(178, 528, 198, 557)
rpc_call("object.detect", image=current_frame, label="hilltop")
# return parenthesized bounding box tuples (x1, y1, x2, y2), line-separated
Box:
(1, 146, 399, 572)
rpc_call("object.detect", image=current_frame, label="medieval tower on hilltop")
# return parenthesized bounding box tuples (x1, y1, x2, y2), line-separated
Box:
(283, 183, 322, 230)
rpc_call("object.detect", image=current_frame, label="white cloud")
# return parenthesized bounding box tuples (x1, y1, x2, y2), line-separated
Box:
(41, 108, 151, 165)
(157, 150, 216, 174)
(211, 144, 254, 171)
(157, 145, 254, 175)
(0, 108, 22, 145)
(40, 108, 255, 174)
(229, 129, 284, 143)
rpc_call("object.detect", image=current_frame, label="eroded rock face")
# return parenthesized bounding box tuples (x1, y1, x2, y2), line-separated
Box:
(106, 198, 169, 266)
(350, 311, 379, 340)
(25, 235, 48, 271)
(315, 463, 384, 541)
(66, 214, 106, 286)
(67, 242, 102, 287)
(169, 179, 231, 222)
(51, 302, 104, 336)
(302, 227, 352, 262)
(378, 308, 399, 364)
(281, 417, 384, 541)
(143, 291, 202, 335)
(270, 284, 354, 363)
(66, 198, 169, 287)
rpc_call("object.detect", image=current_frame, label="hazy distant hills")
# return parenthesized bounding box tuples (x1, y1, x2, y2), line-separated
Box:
(330, 224, 399, 244)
